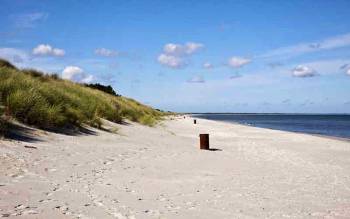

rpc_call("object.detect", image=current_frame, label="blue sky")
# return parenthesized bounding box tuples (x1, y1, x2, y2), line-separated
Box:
(1, 0, 350, 113)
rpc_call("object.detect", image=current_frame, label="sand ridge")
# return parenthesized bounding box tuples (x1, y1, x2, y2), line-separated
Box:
(1, 116, 350, 218)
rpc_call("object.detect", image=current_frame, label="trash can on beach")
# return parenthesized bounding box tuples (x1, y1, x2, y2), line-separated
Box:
(199, 134, 209, 150)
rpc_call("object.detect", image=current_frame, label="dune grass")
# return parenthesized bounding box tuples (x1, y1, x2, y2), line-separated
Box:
(0, 59, 167, 132)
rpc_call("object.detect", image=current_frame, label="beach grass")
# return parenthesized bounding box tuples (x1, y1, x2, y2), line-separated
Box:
(0, 59, 167, 132)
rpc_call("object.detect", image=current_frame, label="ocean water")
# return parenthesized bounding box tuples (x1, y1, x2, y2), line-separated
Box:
(192, 114, 350, 139)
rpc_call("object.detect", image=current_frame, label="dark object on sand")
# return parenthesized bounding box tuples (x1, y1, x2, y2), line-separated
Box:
(194, 119, 197, 124)
(199, 134, 209, 150)
(24, 145, 37, 149)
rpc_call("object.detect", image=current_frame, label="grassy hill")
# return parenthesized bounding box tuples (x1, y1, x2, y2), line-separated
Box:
(0, 59, 167, 135)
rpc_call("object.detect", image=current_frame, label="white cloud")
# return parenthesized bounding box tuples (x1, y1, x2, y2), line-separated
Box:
(292, 65, 317, 77)
(158, 42, 203, 68)
(185, 42, 204, 54)
(260, 32, 350, 59)
(62, 66, 83, 79)
(163, 42, 203, 56)
(157, 54, 186, 68)
(228, 56, 251, 68)
(163, 43, 184, 56)
(11, 12, 48, 28)
(62, 66, 94, 83)
(187, 76, 205, 83)
(0, 48, 28, 64)
(347, 68, 350, 76)
(95, 48, 118, 57)
(203, 62, 213, 69)
(33, 44, 65, 57)
(291, 59, 350, 76)
(81, 75, 94, 83)
(52, 48, 65, 56)
(0, 47, 67, 72)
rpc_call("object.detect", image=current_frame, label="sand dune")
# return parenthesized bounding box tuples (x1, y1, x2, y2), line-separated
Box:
(1, 116, 350, 218)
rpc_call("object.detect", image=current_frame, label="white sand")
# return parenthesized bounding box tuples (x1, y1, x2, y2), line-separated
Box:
(1, 116, 350, 218)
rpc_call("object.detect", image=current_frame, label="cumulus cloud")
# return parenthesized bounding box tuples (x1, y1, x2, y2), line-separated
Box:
(81, 75, 94, 83)
(163, 42, 203, 56)
(228, 56, 251, 68)
(95, 48, 118, 57)
(33, 44, 65, 57)
(292, 65, 317, 77)
(347, 68, 350, 76)
(157, 53, 186, 69)
(62, 66, 94, 83)
(292, 59, 350, 77)
(203, 62, 213, 69)
(11, 12, 48, 28)
(62, 66, 83, 79)
(185, 42, 204, 54)
(163, 43, 184, 56)
(187, 76, 205, 83)
(157, 42, 203, 68)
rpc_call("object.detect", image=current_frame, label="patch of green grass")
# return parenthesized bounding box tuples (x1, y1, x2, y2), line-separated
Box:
(139, 114, 157, 126)
(0, 60, 170, 130)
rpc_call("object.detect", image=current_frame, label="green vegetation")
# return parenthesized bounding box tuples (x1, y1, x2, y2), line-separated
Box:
(0, 59, 167, 133)
(85, 83, 119, 96)
(0, 59, 17, 70)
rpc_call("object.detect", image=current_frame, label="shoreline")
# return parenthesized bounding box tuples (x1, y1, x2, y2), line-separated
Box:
(1, 116, 350, 218)
(190, 114, 350, 143)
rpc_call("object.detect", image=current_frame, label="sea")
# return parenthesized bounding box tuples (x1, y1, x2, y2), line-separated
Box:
(192, 114, 350, 140)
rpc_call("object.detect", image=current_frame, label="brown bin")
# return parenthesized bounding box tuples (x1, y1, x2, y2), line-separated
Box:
(199, 134, 209, 150)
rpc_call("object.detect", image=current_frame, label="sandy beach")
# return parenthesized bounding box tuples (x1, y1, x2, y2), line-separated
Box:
(1, 116, 350, 218)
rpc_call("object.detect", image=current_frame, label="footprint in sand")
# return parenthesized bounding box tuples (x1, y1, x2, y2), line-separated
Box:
(54, 205, 70, 215)
(143, 209, 161, 217)
(38, 199, 51, 203)
(21, 209, 39, 215)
